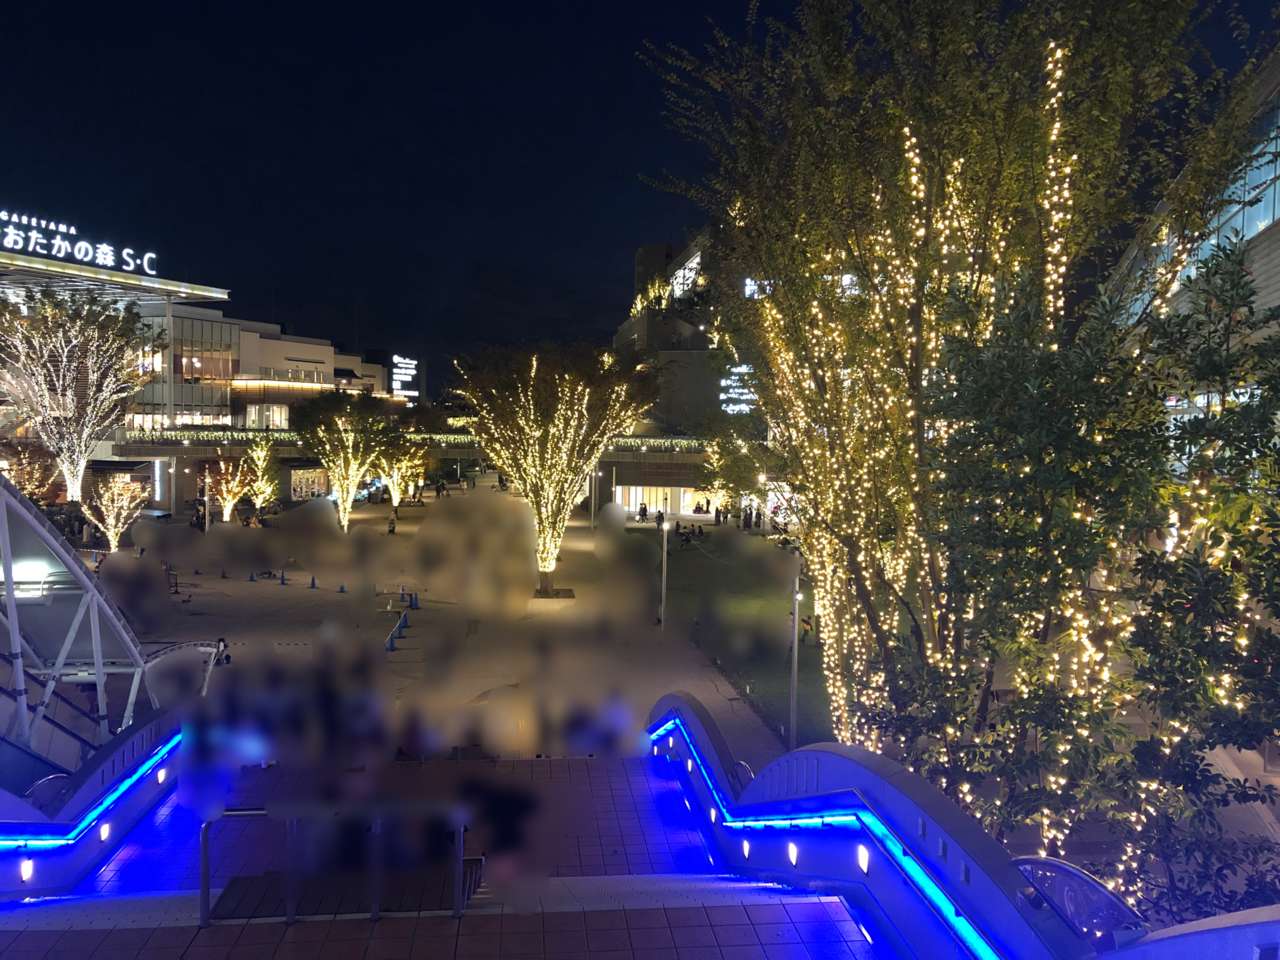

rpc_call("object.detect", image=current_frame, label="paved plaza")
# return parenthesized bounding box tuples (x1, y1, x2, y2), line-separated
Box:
(0, 488, 843, 960)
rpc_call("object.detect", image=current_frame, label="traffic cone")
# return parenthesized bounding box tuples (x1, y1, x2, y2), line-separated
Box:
(221, 568, 227, 579)
(194, 568, 201, 575)
(248, 571, 255, 582)
(399, 588, 406, 602)
(280, 570, 287, 585)
(309, 575, 316, 589)
(395, 614, 405, 639)
(339, 583, 345, 593)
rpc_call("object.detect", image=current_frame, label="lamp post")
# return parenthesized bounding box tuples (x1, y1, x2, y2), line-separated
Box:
(660, 492, 669, 631)
(790, 550, 800, 752)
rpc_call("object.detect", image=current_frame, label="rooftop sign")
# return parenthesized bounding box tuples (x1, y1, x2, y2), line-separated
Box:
(0, 208, 158, 276)
(391, 353, 419, 407)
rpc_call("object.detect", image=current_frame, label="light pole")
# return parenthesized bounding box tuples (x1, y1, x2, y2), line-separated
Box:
(660, 491, 669, 630)
(590, 466, 597, 530)
(790, 548, 800, 752)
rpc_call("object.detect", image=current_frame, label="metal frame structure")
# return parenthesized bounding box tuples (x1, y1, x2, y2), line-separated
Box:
(0, 472, 156, 746)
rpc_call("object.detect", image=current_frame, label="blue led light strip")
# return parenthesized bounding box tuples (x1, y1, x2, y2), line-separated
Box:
(647, 713, 1003, 960)
(0, 732, 180, 849)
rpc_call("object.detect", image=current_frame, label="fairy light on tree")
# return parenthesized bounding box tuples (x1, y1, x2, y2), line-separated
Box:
(0, 442, 55, 501)
(652, 0, 1269, 917)
(379, 438, 431, 509)
(292, 390, 395, 533)
(454, 344, 656, 594)
(204, 457, 253, 522)
(84, 475, 148, 552)
(0, 291, 164, 501)
(245, 435, 279, 512)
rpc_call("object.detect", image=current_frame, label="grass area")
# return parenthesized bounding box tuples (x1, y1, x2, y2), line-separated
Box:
(632, 525, 835, 748)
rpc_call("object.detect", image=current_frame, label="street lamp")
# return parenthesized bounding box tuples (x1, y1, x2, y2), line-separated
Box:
(660, 492, 670, 630)
(789, 548, 800, 752)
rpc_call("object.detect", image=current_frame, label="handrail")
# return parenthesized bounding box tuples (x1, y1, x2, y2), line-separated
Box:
(646, 693, 1086, 960)
(198, 801, 473, 927)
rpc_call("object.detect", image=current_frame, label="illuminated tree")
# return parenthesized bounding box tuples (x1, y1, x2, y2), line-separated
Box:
(455, 345, 656, 593)
(0, 442, 56, 501)
(655, 0, 1257, 743)
(292, 390, 395, 532)
(0, 292, 164, 501)
(84, 475, 149, 552)
(245, 435, 279, 511)
(658, 0, 1270, 917)
(379, 437, 431, 508)
(204, 458, 253, 522)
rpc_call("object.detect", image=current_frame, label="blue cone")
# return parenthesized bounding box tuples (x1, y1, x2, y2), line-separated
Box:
(92, 551, 98, 563)
(248, 571, 255, 582)
(309, 575, 316, 589)
(194, 568, 201, 575)
(399, 588, 406, 602)
(280, 570, 287, 585)
(395, 614, 405, 639)
(339, 583, 345, 593)
(221, 568, 227, 579)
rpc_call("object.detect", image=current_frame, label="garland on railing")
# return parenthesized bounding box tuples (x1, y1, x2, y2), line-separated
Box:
(121, 429, 712, 452)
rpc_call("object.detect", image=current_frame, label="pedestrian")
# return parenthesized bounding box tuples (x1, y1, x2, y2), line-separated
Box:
(800, 616, 813, 643)
(639, 502, 648, 522)
(754, 510, 762, 532)
(388, 516, 397, 535)
(655, 509, 665, 529)
(714, 506, 721, 526)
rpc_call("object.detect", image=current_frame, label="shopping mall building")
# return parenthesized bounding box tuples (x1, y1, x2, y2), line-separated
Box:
(0, 207, 415, 512)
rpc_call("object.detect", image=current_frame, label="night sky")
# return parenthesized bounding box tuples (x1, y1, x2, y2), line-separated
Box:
(0, 2, 764, 392)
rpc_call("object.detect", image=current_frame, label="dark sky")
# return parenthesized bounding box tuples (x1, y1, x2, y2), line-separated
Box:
(0, 2, 762, 392)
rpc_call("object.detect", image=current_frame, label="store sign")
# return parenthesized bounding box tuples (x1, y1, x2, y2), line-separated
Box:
(0, 209, 158, 276)
(391, 353, 419, 407)
(720, 364, 757, 414)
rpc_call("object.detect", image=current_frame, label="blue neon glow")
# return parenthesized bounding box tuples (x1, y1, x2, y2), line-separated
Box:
(0, 732, 180, 849)
(647, 713, 1002, 960)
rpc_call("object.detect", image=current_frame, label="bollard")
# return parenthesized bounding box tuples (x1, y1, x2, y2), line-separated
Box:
(221, 568, 227, 579)
(280, 570, 287, 585)
(309, 575, 316, 589)
(339, 583, 345, 593)
(92, 550, 98, 563)
(199, 821, 211, 928)
(249, 571, 255, 582)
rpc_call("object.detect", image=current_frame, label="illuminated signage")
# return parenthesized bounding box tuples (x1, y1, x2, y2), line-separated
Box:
(391, 353, 419, 407)
(672, 252, 701, 298)
(720, 364, 756, 414)
(0, 209, 158, 276)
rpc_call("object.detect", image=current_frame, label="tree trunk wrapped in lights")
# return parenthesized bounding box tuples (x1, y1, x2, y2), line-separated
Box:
(380, 440, 431, 508)
(0, 442, 56, 502)
(654, 0, 1264, 898)
(454, 345, 656, 594)
(204, 458, 253, 522)
(291, 390, 395, 532)
(84, 475, 149, 552)
(0, 292, 164, 501)
(245, 435, 279, 512)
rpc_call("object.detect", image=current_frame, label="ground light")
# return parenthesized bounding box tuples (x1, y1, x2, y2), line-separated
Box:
(742, 840, 750, 859)
(857, 844, 870, 874)
(648, 713, 1002, 960)
(0, 732, 179, 850)
(788, 842, 798, 866)
(20, 859, 32, 882)
(99, 823, 110, 842)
